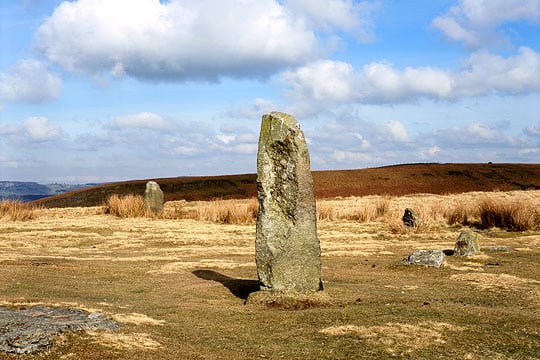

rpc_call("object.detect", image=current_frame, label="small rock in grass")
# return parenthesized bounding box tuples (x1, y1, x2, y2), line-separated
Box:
(400, 249, 445, 268)
(454, 231, 480, 256)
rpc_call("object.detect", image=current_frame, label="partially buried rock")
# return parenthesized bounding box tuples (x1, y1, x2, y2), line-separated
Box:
(255, 112, 322, 292)
(0, 306, 120, 354)
(485, 246, 512, 253)
(453, 231, 480, 256)
(400, 249, 445, 268)
(144, 181, 164, 214)
(402, 208, 420, 228)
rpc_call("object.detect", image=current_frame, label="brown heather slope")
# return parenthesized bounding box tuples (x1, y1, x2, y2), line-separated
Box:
(31, 163, 540, 208)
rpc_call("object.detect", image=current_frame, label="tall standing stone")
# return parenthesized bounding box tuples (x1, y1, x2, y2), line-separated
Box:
(144, 181, 164, 214)
(255, 112, 322, 292)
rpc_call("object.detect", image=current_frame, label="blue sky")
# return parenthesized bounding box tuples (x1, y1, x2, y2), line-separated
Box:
(1, 0, 539, 183)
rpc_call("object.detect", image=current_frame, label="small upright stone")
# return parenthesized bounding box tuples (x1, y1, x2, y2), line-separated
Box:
(255, 112, 322, 292)
(454, 231, 480, 256)
(402, 208, 420, 228)
(144, 181, 164, 214)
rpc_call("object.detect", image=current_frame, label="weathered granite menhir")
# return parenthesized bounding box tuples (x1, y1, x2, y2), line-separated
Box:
(255, 112, 322, 292)
(144, 181, 164, 214)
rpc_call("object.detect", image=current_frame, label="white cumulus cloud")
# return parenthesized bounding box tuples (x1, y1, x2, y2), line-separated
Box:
(285, 0, 379, 42)
(0, 59, 62, 103)
(281, 47, 540, 103)
(110, 112, 170, 130)
(456, 47, 540, 96)
(386, 120, 411, 142)
(23, 116, 62, 141)
(35, 0, 321, 81)
(432, 0, 540, 48)
(282, 60, 356, 101)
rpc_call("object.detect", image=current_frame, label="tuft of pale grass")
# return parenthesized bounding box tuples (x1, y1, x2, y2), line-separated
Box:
(317, 191, 540, 232)
(101, 191, 540, 231)
(478, 197, 540, 231)
(0, 199, 37, 221)
(317, 196, 390, 223)
(103, 194, 146, 218)
(191, 198, 258, 224)
(444, 199, 477, 226)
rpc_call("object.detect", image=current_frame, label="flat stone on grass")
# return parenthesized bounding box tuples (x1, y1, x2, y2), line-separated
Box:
(0, 305, 120, 354)
(400, 249, 445, 268)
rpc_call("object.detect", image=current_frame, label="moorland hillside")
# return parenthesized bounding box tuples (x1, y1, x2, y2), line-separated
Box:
(31, 163, 540, 208)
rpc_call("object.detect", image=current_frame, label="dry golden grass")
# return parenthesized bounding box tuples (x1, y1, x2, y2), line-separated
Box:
(188, 198, 258, 224)
(102, 194, 146, 218)
(317, 196, 390, 222)
(1, 191, 539, 359)
(62, 191, 540, 233)
(0, 199, 37, 221)
(478, 196, 540, 231)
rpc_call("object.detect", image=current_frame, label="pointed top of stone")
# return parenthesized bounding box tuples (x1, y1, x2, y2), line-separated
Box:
(259, 112, 304, 143)
(146, 181, 159, 191)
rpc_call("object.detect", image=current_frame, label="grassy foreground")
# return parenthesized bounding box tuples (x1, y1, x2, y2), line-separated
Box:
(1, 191, 539, 359)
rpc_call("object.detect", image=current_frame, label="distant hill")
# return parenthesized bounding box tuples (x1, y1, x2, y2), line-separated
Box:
(0, 182, 91, 202)
(31, 163, 540, 208)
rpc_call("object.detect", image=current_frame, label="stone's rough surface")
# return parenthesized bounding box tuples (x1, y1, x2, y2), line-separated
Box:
(0, 306, 120, 354)
(144, 181, 164, 214)
(402, 208, 420, 228)
(400, 249, 445, 268)
(454, 231, 481, 256)
(255, 112, 322, 292)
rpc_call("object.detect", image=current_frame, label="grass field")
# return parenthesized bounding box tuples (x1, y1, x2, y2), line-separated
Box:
(1, 191, 540, 359)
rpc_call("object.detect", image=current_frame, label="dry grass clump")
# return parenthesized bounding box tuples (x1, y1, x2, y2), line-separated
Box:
(0, 199, 37, 221)
(101, 191, 540, 231)
(440, 193, 540, 231)
(317, 191, 540, 232)
(317, 196, 390, 222)
(188, 198, 258, 224)
(102, 195, 258, 223)
(444, 199, 477, 226)
(477, 197, 540, 231)
(103, 194, 146, 218)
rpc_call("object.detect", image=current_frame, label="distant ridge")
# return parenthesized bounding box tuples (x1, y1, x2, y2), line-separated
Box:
(0, 181, 89, 202)
(31, 163, 540, 208)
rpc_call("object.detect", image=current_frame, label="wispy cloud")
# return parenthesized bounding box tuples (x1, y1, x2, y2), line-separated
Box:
(285, 0, 380, 42)
(109, 112, 170, 130)
(23, 116, 62, 142)
(432, 0, 540, 49)
(0, 59, 62, 103)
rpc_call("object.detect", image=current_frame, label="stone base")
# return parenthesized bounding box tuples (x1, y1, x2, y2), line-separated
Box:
(245, 290, 334, 310)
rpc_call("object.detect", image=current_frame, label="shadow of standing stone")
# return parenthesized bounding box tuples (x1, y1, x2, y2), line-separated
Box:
(192, 270, 260, 300)
(254, 112, 322, 293)
(0, 306, 120, 354)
